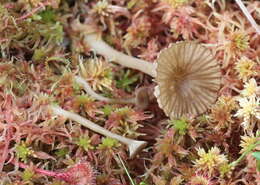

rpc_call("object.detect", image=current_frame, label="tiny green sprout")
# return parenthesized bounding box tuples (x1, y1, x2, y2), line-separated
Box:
(197, 114, 209, 123)
(75, 95, 93, 105)
(219, 162, 232, 177)
(16, 142, 33, 162)
(75, 136, 94, 151)
(32, 14, 42, 21)
(170, 118, 188, 135)
(102, 105, 113, 116)
(39, 9, 56, 23)
(164, 0, 190, 8)
(116, 69, 139, 92)
(39, 22, 64, 44)
(73, 81, 81, 93)
(14, 81, 28, 96)
(232, 31, 249, 51)
(139, 182, 149, 185)
(22, 168, 35, 181)
(127, 0, 138, 9)
(55, 148, 69, 158)
(32, 48, 47, 61)
(116, 107, 131, 115)
(98, 137, 120, 149)
(46, 56, 70, 65)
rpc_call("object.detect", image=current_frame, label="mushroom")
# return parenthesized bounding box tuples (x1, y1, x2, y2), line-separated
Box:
(71, 19, 221, 119)
(55, 20, 221, 158)
(154, 42, 221, 118)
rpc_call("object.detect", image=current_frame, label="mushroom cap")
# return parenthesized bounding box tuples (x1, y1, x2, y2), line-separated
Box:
(155, 41, 221, 119)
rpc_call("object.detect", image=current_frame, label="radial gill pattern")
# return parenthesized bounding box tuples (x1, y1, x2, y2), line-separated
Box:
(155, 42, 221, 119)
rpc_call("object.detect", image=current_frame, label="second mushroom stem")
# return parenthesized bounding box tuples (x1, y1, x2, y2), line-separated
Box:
(75, 76, 135, 104)
(50, 105, 147, 158)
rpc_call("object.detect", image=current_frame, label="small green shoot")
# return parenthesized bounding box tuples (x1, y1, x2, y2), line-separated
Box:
(139, 182, 149, 185)
(22, 168, 35, 181)
(55, 148, 69, 158)
(98, 137, 120, 149)
(15, 142, 33, 162)
(32, 48, 47, 61)
(102, 105, 113, 116)
(75, 136, 94, 151)
(127, 0, 138, 9)
(169, 118, 188, 135)
(116, 70, 139, 92)
(39, 9, 57, 23)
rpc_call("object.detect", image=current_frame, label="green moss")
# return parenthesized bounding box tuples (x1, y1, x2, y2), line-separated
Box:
(39, 9, 57, 23)
(15, 142, 33, 162)
(75, 136, 94, 151)
(98, 137, 120, 149)
(170, 119, 188, 135)
(22, 168, 35, 181)
(55, 148, 69, 158)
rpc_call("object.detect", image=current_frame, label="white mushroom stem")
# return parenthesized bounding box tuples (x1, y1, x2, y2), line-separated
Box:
(50, 105, 147, 158)
(75, 76, 135, 104)
(83, 33, 156, 77)
(235, 0, 260, 35)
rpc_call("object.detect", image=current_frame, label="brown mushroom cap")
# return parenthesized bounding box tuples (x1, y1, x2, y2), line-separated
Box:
(155, 41, 221, 119)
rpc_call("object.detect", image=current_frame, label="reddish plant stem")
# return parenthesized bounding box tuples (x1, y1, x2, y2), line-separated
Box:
(0, 127, 11, 172)
(12, 160, 70, 182)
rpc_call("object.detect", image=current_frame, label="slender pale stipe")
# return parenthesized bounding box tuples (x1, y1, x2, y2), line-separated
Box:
(50, 106, 147, 158)
(84, 34, 156, 77)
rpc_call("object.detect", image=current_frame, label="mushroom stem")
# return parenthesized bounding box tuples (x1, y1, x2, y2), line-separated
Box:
(83, 33, 156, 77)
(75, 76, 135, 104)
(50, 105, 147, 158)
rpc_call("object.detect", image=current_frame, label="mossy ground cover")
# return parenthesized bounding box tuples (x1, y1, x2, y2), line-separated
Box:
(0, 0, 259, 184)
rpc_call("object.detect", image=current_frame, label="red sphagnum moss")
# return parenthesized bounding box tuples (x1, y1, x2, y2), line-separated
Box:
(0, 0, 259, 184)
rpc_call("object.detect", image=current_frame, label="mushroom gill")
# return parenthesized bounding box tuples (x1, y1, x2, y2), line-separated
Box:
(155, 41, 221, 119)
